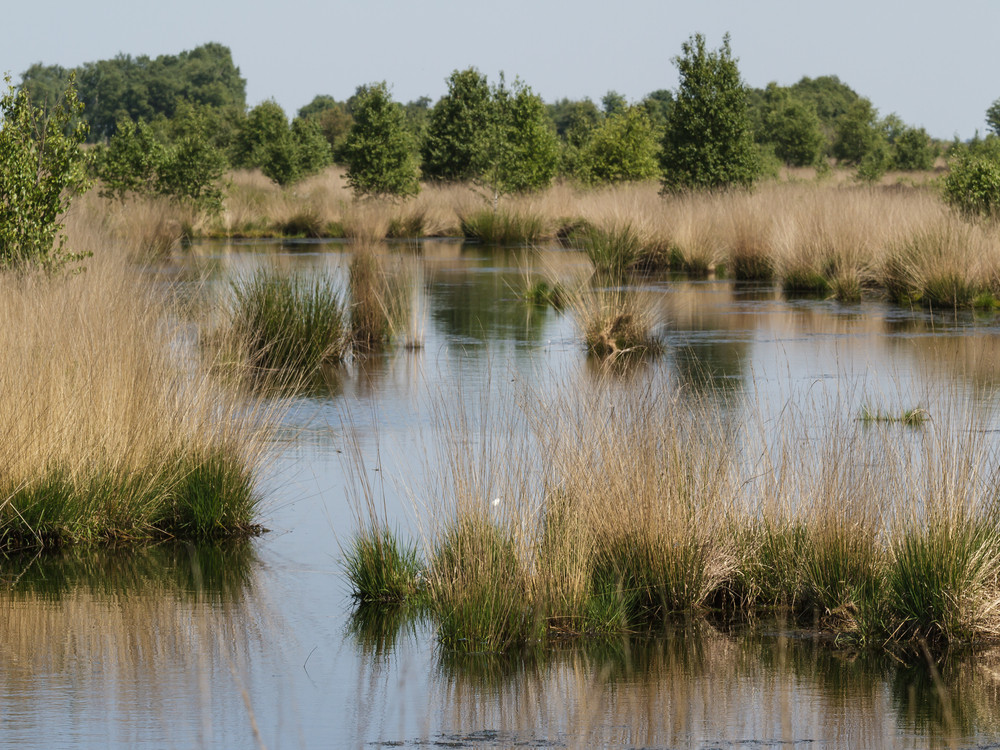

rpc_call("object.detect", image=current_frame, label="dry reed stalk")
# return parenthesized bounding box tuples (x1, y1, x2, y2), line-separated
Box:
(0, 205, 275, 546)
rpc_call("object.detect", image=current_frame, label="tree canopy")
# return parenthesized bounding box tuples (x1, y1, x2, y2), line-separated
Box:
(660, 33, 760, 191)
(20, 43, 246, 142)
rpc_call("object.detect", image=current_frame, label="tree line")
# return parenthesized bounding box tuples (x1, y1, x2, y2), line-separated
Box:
(6, 36, 1000, 270)
(15, 39, 949, 198)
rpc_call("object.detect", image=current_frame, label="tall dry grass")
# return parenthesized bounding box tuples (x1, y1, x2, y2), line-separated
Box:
(0, 204, 274, 548)
(179, 166, 1000, 308)
(349, 368, 1000, 652)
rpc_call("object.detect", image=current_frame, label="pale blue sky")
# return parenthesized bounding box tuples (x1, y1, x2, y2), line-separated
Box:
(5, 1, 998, 139)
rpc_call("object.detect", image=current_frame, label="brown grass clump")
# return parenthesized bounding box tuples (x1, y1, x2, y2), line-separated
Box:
(0, 204, 273, 548)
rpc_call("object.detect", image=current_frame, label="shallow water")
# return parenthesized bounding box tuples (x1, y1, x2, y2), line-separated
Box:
(6, 238, 1000, 749)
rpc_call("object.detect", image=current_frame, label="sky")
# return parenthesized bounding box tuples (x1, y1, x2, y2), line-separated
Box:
(4, 0, 998, 140)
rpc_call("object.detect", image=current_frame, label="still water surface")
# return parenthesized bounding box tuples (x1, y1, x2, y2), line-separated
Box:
(3, 239, 1000, 749)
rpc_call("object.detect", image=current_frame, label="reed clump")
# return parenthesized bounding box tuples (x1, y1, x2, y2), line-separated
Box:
(345, 372, 1000, 654)
(348, 247, 421, 352)
(575, 221, 643, 277)
(430, 511, 537, 652)
(572, 288, 663, 361)
(460, 207, 552, 245)
(344, 526, 422, 604)
(0, 209, 271, 550)
(225, 268, 349, 374)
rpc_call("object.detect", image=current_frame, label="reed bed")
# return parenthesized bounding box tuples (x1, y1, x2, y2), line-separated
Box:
(345, 373, 1000, 654)
(188, 166, 1000, 308)
(0, 207, 273, 549)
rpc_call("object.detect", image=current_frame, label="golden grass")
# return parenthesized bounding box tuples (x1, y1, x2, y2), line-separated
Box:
(176, 166, 1000, 307)
(0, 202, 274, 547)
(356, 368, 1000, 651)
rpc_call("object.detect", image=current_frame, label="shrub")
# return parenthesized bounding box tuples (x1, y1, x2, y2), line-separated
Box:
(943, 153, 1000, 219)
(577, 106, 661, 184)
(0, 74, 90, 270)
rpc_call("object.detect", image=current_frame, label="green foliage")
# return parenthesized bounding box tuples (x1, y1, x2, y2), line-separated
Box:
(601, 90, 627, 116)
(233, 100, 299, 186)
(577, 106, 661, 184)
(298, 95, 354, 159)
(345, 526, 422, 603)
(660, 33, 760, 191)
(228, 268, 349, 372)
(341, 82, 420, 198)
(94, 108, 226, 212)
(95, 117, 164, 200)
(640, 90, 673, 132)
(891, 126, 936, 171)
(482, 75, 560, 198)
(154, 107, 227, 212)
(788, 75, 860, 146)
(833, 98, 881, 164)
(290, 116, 333, 178)
(943, 150, 1000, 219)
(987, 98, 1000, 137)
(856, 137, 892, 183)
(422, 68, 492, 182)
(548, 97, 602, 144)
(423, 70, 558, 197)
(22, 43, 246, 143)
(0, 74, 90, 271)
(758, 83, 825, 167)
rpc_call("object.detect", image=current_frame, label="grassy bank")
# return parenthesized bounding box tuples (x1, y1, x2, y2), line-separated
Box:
(146, 165, 1000, 311)
(346, 377, 1000, 654)
(0, 205, 273, 550)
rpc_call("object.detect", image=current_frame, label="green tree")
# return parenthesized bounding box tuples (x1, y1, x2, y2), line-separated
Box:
(94, 117, 165, 200)
(0, 74, 90, 269)
(987, 98, 1000, 137)
(833, 98, 881, 164)
(944, 151, 1000, 219)
(578, 106, 660, 183)
(547, 97, 601, 141)
(660, 33, 760, 190)
(639, 89, 673, 134)
(298, 95, 353, 160)
(30, 43, 247, 142)
(291, 116, 332, 178)
(891, 125, 935, 171)
(481, 75, 560, 200)
(789, 75, 860, 137)
(758, 84, 825, 167)
(341, 82, 419, 197)
(232, 100, 300, 185)
(422, 68, 492, 182)
(155, 106, 227, 213)
(601, 90, 627, 116)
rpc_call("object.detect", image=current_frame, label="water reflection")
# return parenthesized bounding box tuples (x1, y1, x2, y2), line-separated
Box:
(0, 544, 271, 748)
(399, 622, 1000, 748)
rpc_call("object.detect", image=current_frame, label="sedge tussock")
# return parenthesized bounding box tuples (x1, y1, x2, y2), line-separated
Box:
(0, 205, 274, 549)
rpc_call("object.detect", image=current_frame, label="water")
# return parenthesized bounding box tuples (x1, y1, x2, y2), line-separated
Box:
(4, 239, 1000, 749)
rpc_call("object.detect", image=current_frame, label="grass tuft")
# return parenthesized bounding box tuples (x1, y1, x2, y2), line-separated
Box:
(227, 268, 348, 373)
(344, 526, 422, 604)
